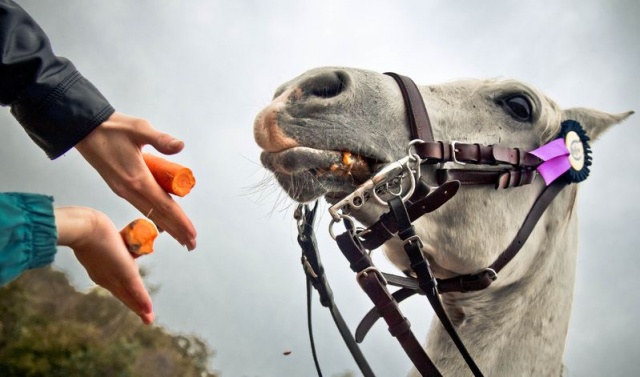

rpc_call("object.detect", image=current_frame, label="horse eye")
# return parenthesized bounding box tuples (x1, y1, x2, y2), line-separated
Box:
(500, 95, 533, 122)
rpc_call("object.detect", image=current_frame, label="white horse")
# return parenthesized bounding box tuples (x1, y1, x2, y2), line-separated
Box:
(253, 67, 633, 376)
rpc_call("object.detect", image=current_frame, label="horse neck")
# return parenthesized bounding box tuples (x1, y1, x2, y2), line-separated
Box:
(422, 186, 580, 377)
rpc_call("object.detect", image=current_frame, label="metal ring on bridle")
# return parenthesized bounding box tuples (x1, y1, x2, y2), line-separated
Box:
(385, 175, 405, 197)
(371, 161, 416, 205)
(329, 213, 357, 240)
(407, 139, 426, 180)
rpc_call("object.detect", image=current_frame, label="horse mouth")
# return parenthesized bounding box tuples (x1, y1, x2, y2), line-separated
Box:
(260, 147, 381, 202)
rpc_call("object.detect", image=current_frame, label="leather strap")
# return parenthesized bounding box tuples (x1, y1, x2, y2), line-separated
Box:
(388, 197, 485, 377)
(360, 180, 460, 250)
(385, 72, 435, 145)
(490, 179, 568, 272)
(358, 271, 442, 376)
(356, 287, 417, 343)
(297, 204, 375, 377)
(382, 270, 497, 294)
(336, 232, 442, 376)
(416, 141, 542, 167)
(353, 180, 565, 344)
(356, 268, 497, 343)
(436, 168, 538, 189)
(384, 72, 542, 195)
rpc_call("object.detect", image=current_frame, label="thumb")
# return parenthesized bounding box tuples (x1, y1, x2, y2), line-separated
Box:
(149, 131, 185, 155)
(123, 113, 185, 155)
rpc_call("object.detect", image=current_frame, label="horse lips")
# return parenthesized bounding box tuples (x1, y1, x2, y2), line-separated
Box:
(321, 151, 371, 183)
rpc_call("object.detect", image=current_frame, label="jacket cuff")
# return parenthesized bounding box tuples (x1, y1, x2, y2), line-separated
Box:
(0, 193, 57, 286)
(21, 193, 58, 269)
(11, 69, 115, 159)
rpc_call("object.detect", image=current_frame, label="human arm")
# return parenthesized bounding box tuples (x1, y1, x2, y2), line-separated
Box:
(0, 1, 197, 249)
(0, 0, 114, 159)
(0, 193, 154, 324)
(55, 206, 154, 325)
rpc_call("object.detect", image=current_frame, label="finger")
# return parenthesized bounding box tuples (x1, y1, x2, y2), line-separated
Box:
(124, 182, 197, 249)
(127, 182, 197, 250)
(133, 121, 184, 155)
(111, 277, 154, 324)
(153, 133, 184, 155)
(140, 311, 155, 325)
(150, 202, 197, 251)
(143, 194, 196, 249)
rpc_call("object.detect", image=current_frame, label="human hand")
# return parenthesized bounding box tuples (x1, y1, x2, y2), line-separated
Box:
(74, 112, 197, 250)
(55, 207, 154, 324)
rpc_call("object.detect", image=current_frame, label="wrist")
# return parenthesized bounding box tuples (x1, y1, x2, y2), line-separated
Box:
(55, 207, 100, 249)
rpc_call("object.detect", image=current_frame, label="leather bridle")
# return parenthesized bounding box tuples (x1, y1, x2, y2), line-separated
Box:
(295, 72, 590, 376)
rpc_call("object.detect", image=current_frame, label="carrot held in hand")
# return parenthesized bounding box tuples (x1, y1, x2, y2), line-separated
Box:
(142, 153, 196, 197)
(120, 218, 159, 258)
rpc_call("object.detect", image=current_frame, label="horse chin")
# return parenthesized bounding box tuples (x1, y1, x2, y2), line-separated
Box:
(261, 146, 379, 203)
(271, 171, 328, 203)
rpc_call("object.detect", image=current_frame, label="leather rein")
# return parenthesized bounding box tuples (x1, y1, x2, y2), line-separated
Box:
(295, 72, 588, 376)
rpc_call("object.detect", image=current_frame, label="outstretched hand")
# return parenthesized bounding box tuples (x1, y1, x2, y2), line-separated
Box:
(75, 112, 197, 250)
(55, 207, 154, 324)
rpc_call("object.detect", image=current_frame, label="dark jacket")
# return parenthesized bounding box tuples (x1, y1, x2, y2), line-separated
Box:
(0, 0, 115, 159)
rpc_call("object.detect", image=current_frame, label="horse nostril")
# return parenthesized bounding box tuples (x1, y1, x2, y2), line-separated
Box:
(301, 70, 349, 99)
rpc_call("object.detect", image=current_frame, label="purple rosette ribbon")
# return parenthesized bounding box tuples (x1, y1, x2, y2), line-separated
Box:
(529, 138, 571, 185)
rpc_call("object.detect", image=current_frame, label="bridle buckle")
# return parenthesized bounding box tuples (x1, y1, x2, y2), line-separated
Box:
(451, 140, 466, 165)
(356, 267, 388, 286)
(403, 234, 424, 249)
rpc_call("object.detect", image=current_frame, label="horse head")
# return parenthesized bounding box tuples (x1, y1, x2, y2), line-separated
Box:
(254, 66, 633, 376)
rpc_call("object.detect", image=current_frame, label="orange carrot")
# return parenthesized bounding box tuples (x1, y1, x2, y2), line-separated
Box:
(120, 218, 159, 258)
(142, 153, 196, 197)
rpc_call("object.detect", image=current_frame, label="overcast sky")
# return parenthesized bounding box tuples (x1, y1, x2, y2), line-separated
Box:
(1, 1, 638, 376)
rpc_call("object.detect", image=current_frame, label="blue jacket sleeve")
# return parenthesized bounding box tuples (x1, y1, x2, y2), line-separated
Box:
(0, 0, 115, 159)
(0, 192, 57, 286)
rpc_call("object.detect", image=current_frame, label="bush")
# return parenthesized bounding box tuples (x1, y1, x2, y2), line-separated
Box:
(0, 267, 218, 377)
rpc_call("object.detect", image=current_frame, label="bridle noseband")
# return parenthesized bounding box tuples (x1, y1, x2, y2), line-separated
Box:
(295, 72, 591, 377)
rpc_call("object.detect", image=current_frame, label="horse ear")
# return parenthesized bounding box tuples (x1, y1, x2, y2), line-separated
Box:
(562, 107, 634, 141)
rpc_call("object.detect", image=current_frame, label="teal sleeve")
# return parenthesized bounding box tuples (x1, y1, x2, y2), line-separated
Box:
(0, 192, 57, 286)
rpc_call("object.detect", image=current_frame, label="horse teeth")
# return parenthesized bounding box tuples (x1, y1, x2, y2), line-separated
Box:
(314, 151, 371, 183)
(342, 151, 355, 166)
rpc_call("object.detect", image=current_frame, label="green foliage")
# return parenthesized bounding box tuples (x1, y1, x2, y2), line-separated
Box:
(0, 267, 218, 377)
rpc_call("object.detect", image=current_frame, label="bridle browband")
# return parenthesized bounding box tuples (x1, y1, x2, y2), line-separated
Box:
(295, 72, 589, 376)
